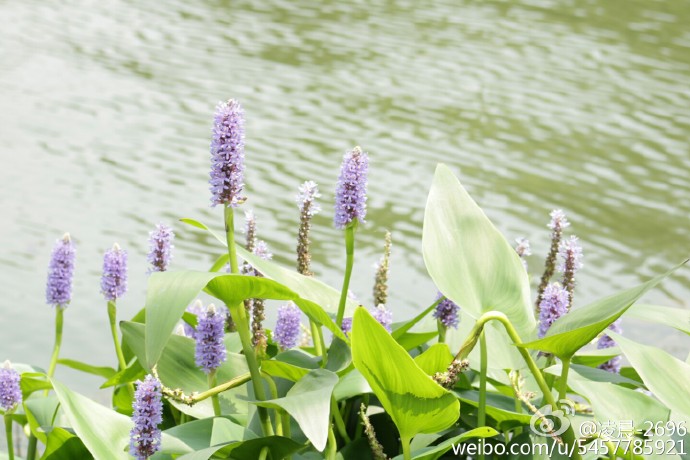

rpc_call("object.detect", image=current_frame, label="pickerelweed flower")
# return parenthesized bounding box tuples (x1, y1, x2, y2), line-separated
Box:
(129, 375, 163, 460)
(514, 237, 531, 271)
(209, 99, 246, 207)
(341, 317, 353, 335)
(371, 304, 393, 332)
(147, 224, 174, 273)
(558, 235, 584, 309)
(538, 283, 569, 338)
(273, 303, 301, 350)
(0, 361, 22, 412)
(101, 243, 128, 301)
(244, 209, 256, 252)
(598, 320, 622, 374)
(433, 293, 460, 329)
(181, 300, 228, 338)
(536, 209, 570, 312)
(296, 180, 321, 276)
(46, 233, 76, 308)
(195, 304, 227, 373)
(373, 231, 392, 307)
(334, 146, 369, 229)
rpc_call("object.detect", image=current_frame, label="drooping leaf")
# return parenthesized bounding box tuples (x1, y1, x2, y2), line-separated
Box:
(145, 270, 297, 367)
(41, 427, 93, 460)
(101, 360, 146, 389)
(19, 372, 53, 398)
(24, 396, 60, 443)
(351, 307, 460, 442)
(626, 304, 690, 336)
(333, 369, 372, 401)
(414, 343, 454, 375)
(392, 427, 498, 460)
(611, 332, 690, 418)
(422, 164, 535, 337)
(57, 359, 116, 380)
(50, 379, 131, 460)
(253, 369, 338, 452)
(519, 261, 686, 358)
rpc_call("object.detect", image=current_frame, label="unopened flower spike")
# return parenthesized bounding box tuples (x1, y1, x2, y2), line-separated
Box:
(129, 375, 163, 460)
(243, 209, 256, 252)
(371, 304, 393, 332)
(0, 360, 22, 412)
(334, 146, 369, 229)
(209, 99, 246, 207)
(536, 210, 570, 311)
(373, 231, 392, 307)
(101, 243, 128, 301)
(433, 292, 460, 329)
(46, 232, 76, 308)
(195, 304, 227, 373)
(538, 282, 569, 338)
(597, 320, 622, 374)
(273, 302, 301, 350)
(296, 180, 321, 276)
(558, 235, 584, 309)
(515, 237, 531, 271)
(147, 223, 174, 273)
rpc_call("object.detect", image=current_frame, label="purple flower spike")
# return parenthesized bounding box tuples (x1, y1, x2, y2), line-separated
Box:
(536, 210, 570, 311)
(371, 304, 393, 332)
(46, 233, 76, 308)
(296, 181, 321, 277)
(101, 243, 128, 302)
(334, 146, 369, 229)
(274, 303, 301, 350)
(0, 361, 22, 412)
(433, 293, 460, 329)
(195, 304, 227, 373)
(209, 99, 246, 207)
(558, 235, 584, 309)
(244, 209, 257, 252)
(538, 283, 569, 338)
(598, 320, 622, 374)
(129, 375, 163, 460)
(147, 224, 174, 273)
(341, 317, 353, 335)
(549, 209, 570, 232)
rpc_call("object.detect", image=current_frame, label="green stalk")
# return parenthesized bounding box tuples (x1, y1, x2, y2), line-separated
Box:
(310, 321, 326, 363)
(452, 311, 582, 460)
(46, 307, 64, 380)
(336, 225, 356, 327)
(261, 372, 283, 435)
(331, 397, 351, 442)
(224, 206, 274, 436)
(258, 446, 270, 460)
(401, 436, 412, 460)
(437, 320, 447, 343)
(208, 370, 221, 416)
(326, 426, 338, 460)
(4, 415, 13, 460)
(107, 301, 127, 371)
(558, 358, 571, 402)
(478, 331, 487, 460)
(27, 436, 37, 460)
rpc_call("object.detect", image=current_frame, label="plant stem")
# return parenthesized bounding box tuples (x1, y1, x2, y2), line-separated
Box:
(261, 372, 283, 436)
(478, 331, 487, 460)
(46, 306, 64, 380)
(4, 415, 14, 460)
(336, 225, 355, 327)
(224, 206, 274, 437)
(558, 358, 571, 402)
(331, 396, 351, 442)
(401, 436, 412, 460)
(107, 301, 127, 371)
(437, 320, 447, 343)
(208, 371, 221, 416)
(326, 426, 338, 460)
(310, 321, 326, 362)
(258, 446, 270, 460)
(27, 435, 37, 460)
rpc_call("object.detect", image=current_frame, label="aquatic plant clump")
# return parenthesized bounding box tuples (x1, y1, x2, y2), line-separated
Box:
(45, 233, 76, 307)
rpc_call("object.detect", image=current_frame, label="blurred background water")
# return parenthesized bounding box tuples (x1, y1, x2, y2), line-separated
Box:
(1, 0, 689, 393)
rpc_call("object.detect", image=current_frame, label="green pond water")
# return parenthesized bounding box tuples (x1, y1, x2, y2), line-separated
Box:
(1, 0, 689, 391)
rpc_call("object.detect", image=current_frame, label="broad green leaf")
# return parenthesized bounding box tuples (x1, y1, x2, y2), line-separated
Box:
(557, 365, 669, 431)
(414, 343, 454, 375)
(175, 436, 302, 460)
(145, 270, 297, 367)
(19, 372, 53, 397)
(261, 361, 310, 382)
(351, 308, 460, 442)
(253, 369, 338, 452)
(24, 396, 60, 443)
(519, 261, 686, 358)
(423, 164, 535, 337)
(611, 332, 690, 418)
(572, 348, 622, 367)
(101, 360, 146, 389)
(456, 391, 533, 427)
(333, 369, 372, 401)
(391, 301, 438, 340)
(392, 427, 498, 460)
(396, 331, 439, 351)
(57, 359, 116, 380)
(122, 321, 249, 419)
(41, 427, 93, 460)
(627, 304, 690, 335)
(161, 417, 249, 454)
(51, 379, 131, 460)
